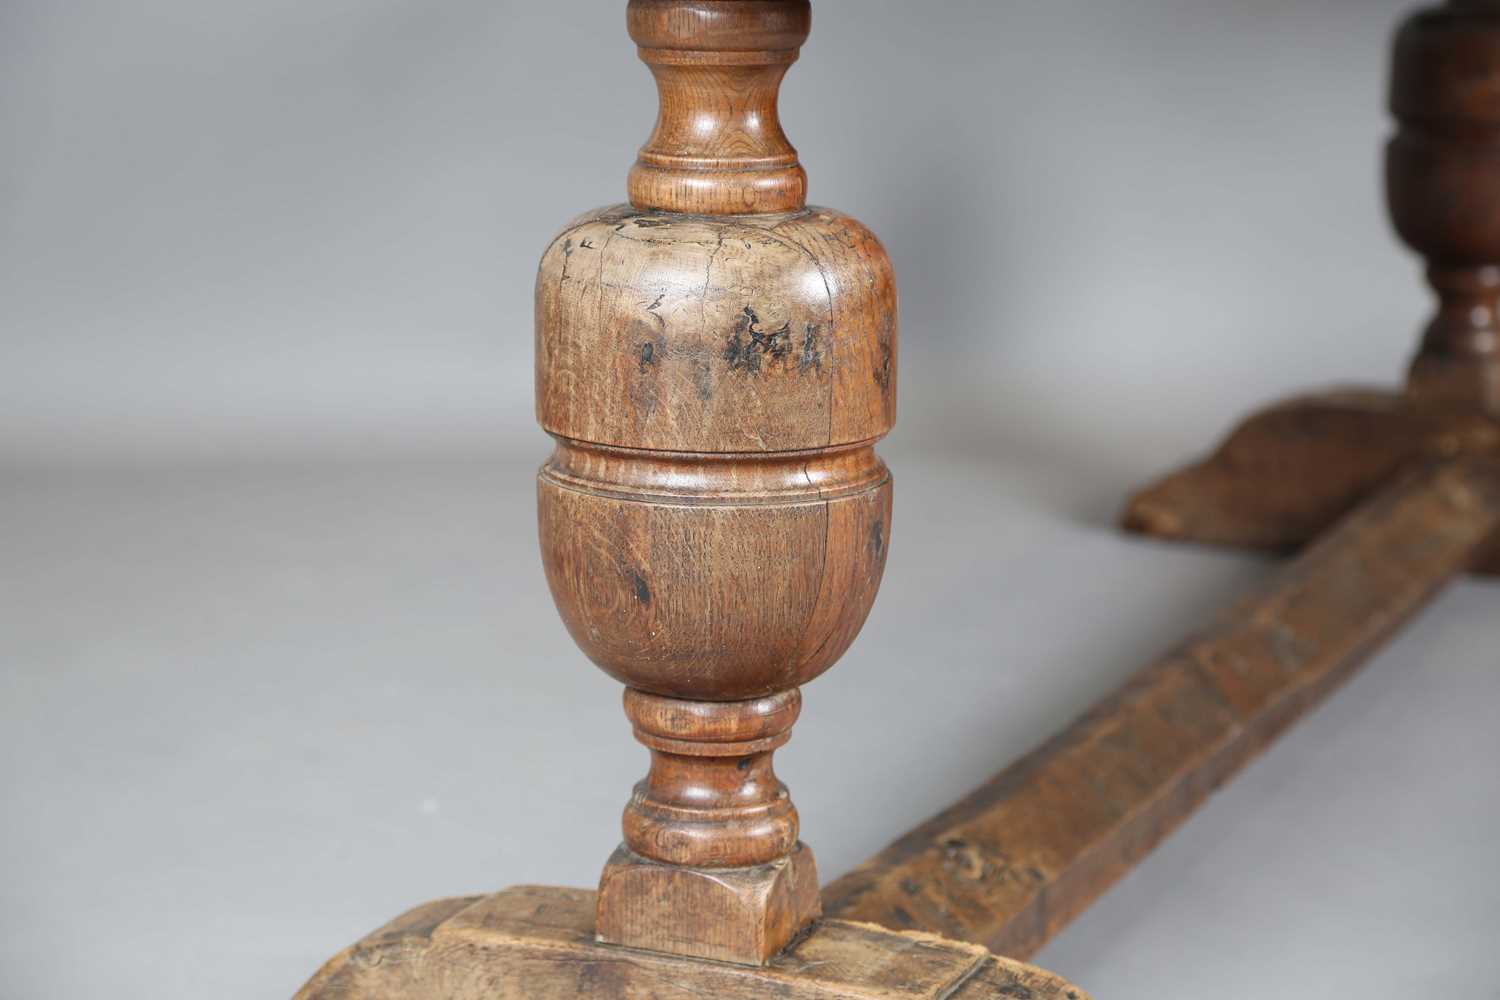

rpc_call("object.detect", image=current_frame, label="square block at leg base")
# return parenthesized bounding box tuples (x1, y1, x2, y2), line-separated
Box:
(596, 842, 820, 966)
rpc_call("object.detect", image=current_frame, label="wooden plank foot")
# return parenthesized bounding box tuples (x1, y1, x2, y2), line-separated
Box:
(1122, 389, 1500, 572)
(294, 886, 1090, 1000)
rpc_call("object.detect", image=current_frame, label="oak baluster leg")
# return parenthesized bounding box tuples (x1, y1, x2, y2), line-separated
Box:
(295, 2, 1088, 996)
(534, 0, 894, 966)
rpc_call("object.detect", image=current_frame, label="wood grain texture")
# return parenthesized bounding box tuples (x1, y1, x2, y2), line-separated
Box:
(825, 458, 1500, 959)
(618, 689, 802, 866)
(597, 842, 821, 965)
(535, 205, 897, 454)
(627, 0, 812, 215)
(534, 0, 898, 964)
(539, 464, 891, 701)
(294, 886, 1092, 1000)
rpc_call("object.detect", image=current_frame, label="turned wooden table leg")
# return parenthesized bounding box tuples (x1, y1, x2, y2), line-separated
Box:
(1124, 0, 1500, 571)
(534, 0, 894, 967)
(295, 3, 1087, 996)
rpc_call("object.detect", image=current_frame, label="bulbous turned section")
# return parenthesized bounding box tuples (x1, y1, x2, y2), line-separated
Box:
(535, 205, 897, 457)
(1389, 0, 1500, 411)
(627, 0, 811, 214)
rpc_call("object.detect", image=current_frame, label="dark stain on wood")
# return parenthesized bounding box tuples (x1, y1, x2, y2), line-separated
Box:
(629, 570, 652, 606)
(799, 324, 822, 374)
(724, 306, 793, 374)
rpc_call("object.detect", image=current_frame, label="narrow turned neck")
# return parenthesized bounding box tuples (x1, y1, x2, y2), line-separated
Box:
(621, 688, 801, 868)
(627, 0, 811, 215)
(1423, 264, 1500, 359)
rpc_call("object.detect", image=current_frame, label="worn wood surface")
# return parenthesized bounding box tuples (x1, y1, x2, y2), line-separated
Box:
(598, 843, 822, 966)
(295, 886, 1091, 1000)
(535, 206, 897, 454)
(533, 0, 898, 964)
(825, 458, 1500, 960)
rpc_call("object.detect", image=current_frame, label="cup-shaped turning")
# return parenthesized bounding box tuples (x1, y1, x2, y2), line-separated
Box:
(537, 434, 891, 702)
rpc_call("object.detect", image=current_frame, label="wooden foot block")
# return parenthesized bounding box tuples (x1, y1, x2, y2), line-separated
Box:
(1122, 388, 1500, 572)
(294, 885, 1091, 1000)
(596, 842, 821, 966)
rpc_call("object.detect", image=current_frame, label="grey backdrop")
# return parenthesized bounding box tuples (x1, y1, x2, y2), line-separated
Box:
(5, 2, 1498, 998)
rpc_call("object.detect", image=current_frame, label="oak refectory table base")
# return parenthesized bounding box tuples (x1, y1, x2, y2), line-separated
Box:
(295, 1, 1500, 995)
(295, 887, 1090, 1000)
(296, 1, 1092, 995)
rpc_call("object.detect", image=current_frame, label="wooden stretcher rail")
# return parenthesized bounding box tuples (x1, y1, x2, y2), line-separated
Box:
(822, 457, 1500, 960)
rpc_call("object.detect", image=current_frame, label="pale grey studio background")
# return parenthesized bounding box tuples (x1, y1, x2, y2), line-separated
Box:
(3, 0, 1498, 997)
